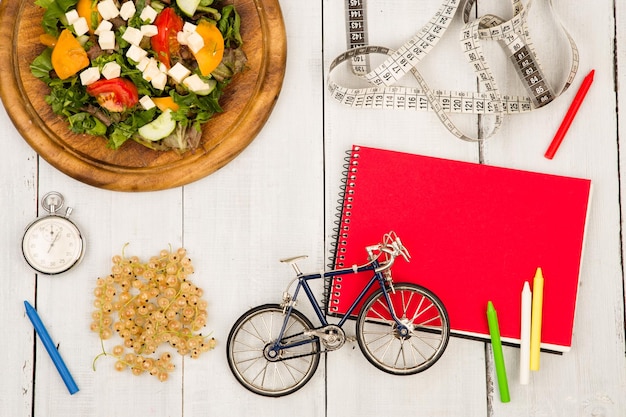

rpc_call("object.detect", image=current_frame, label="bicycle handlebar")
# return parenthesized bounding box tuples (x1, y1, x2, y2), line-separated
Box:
(365, 232, 410, 273)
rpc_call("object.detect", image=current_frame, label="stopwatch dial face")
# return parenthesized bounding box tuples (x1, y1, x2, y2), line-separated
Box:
(22, 216, 84, 275)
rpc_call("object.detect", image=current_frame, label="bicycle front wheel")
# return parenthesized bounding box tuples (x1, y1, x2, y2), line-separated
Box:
(226, 304, 321, 397)
(356, 283, 450, 375)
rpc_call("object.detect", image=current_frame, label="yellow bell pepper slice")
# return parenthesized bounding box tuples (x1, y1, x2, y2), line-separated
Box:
(76, 0, 102, 34)
(51, 29, 90, 80)
(192, 20, 225, 76)
(39, 33, 57, 47)
(152, 96, 180, 112)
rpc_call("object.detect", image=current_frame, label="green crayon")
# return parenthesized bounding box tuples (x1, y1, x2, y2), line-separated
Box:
(487, 301, 510, 403)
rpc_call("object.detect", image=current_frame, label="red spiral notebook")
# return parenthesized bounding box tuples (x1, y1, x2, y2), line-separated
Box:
(329, 145, 591, 352)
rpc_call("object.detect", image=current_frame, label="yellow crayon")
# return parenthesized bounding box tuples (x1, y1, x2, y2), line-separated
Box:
(529, 267, 544, 370)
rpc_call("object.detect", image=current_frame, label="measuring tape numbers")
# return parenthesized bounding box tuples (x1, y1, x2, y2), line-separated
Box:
(329, 0, 579, 142)
(345, 0, 370, 74)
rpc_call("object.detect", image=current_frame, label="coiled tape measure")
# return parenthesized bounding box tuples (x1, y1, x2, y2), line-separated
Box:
(328, 0, 579, 142)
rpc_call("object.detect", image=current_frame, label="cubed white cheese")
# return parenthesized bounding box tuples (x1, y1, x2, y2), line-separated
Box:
(140, 24, 158, 37)
(183, 74, 212, 94)
(139, 5, 158, 23)
(94, 20, 113, 36)
(97, 0, 120, 21)
(119, 1, 136, 21)
(139, 95, 156, 110)
(65, 9, 80, 25)
(158, 62, 168, 73)
(168, 63, 191, 83)
(98, 30, 116, 50)
(186, 32, 205, 54)
(126, 44, 148, 63)
(183, 22, 197, 33)
(73, 17, 90, 37)
(80, 67, 101, 86)
(122, 26, 143, 46)
(136, 57, 151, 72)
(102, 62, 121, 79)
(151, 72, 168, 90)
(176, 31, 189, 46)
(142, 59, 161, 81)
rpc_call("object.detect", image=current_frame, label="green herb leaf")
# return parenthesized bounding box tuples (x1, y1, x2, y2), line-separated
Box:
(107, 108, 158, 149)
(36, 0, 79, 36)
(30, 48, 54, 80)
(68, 112, 108, 136)
(218, 5, 242, 48)
(171, 89, 223, 131)
(45, 78, 91, 117)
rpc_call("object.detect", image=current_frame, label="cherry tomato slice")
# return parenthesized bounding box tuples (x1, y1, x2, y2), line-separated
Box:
(86, 78, 139, 112)
(151, 8, 184, 69)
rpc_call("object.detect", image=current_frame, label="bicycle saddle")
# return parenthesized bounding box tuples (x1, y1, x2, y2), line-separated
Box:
(279, 255, 308, 265)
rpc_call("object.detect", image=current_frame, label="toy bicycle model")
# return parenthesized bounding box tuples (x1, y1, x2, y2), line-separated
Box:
(226, 232, 450, 397)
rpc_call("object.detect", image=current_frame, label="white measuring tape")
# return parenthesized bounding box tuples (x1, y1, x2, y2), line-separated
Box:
(328, 0, 579, 142)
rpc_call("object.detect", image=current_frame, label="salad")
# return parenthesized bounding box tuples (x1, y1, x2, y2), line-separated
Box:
(30, 0, 247, 153)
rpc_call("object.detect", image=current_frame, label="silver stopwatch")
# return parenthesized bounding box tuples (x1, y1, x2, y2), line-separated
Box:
(22, 192, 85, 275)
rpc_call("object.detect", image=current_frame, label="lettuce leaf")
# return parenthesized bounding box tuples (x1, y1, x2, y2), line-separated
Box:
(30, 48, 54, 80)
(35, 0, 79, 36)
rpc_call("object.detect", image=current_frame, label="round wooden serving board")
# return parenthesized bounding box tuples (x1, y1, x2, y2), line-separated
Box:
(0, 0, 286, 191)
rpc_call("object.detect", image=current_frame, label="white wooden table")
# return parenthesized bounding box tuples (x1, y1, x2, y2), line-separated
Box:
(2, 1, 625, 416)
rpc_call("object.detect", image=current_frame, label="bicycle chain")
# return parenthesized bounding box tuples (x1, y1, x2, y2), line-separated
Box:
(269, 330, 325, 362)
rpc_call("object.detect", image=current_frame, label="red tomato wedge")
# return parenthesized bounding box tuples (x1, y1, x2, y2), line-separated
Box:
(86, 78, 139, 112)
(151, 8, 184, 69)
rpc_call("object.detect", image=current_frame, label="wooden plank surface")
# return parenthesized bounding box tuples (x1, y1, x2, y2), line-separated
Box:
(479, 1, 626, 416)
(1, 1, 625, 416)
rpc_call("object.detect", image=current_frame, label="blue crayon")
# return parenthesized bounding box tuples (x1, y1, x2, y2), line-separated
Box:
(24, 301, 79, 395)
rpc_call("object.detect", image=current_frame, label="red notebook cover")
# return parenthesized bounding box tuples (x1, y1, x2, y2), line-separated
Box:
(329, 145, 591, 352)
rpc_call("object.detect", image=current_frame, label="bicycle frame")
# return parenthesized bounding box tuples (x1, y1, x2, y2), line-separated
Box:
(269, 258, 407, 356)
(227, 234, 450, 396)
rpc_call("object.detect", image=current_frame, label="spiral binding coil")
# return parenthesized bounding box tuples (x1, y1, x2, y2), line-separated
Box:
(324, 147, 360, 314)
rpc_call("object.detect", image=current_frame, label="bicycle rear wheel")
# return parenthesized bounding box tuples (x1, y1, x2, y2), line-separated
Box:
(356, 283, 450, 375)
(226, 304, 321, 397)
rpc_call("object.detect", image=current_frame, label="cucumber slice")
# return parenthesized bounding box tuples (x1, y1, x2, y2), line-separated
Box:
(138, 109, 176, 141)
(176, 0, 201, 16)
(195, 79, 217, 96)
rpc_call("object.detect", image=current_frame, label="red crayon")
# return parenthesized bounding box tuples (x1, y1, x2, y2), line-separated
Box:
(544, 69, 595, 160)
